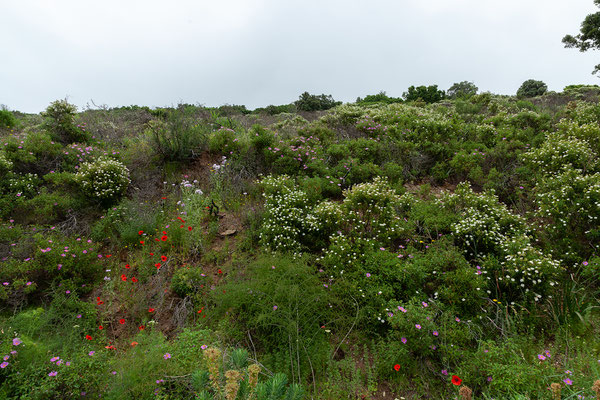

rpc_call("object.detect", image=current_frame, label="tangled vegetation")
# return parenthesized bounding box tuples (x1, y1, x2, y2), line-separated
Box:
(1, 86, 600, 399)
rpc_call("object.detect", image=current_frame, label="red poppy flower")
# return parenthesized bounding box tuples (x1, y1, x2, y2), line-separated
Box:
(106, 254, 111, 258)
(180, 224, 184, 228)
(155, 263, 161, 269)
(138, 326, 145, 330)
(105, 345, 115, 350)
(148, 308, 155, 313)
(119, 319, 125, 324)
(161, 255, 167, 262)
(393, 364, 401, 371)
(131, 341, 138, 347)
(85, 335, 92, 340)
(97, 301, 104, 305)
(451, 375, 462, 386)
(177, 217, 184, 222)
(197, 308, 204, 314)
(131, 277, 138, 283)
(149, 253, 154, 256)
(188, 226, 193, 231)
(99, 326, 103, 330)
(125, 264, 130, 269)
(120, 274, 127, 281)
(161, 197, 166, 200)
(162, 231, 167, 234)
(138, 230, 144, 235)
(217, 269, 222, 274)
(140, 240, 144, 244)
(97, 297, 101, 301)
(161, 235, 167, 241)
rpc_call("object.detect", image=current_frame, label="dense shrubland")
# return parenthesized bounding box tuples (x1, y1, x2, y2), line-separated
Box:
(1, 88, 600, 399)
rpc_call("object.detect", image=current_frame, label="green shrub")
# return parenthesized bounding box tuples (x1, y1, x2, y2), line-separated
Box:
(0, 151, 13, 177)
(42, 99, 89, 144)
(148, 105, 210, 162)
(535, 167, 600, 251)
(75, 156, 130, 203)
(439, 182, 527, 258)
(0, 109, 18, 130)
(171, 266, 209, 299)
(213, 255, 333, 383)
(90, 198, 164, 245)
(208, 127, 241, 155)
(258, 175, 322, 253)
(522, 132, 597, 175)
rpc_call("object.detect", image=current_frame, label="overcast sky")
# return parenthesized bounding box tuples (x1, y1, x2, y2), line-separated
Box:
(1, 0, 599, 113)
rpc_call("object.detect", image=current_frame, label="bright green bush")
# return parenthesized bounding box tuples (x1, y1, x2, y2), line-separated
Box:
(75, 156, 130, 203)
(0, 109, 18, 130)
(42, 99, 89, 144)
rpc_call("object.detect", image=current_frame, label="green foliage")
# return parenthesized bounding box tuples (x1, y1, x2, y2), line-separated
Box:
(295, 92, 341, 111)
(447, 81, 478, 99)
(42, 99, 89, 144)
(258, 175, 322, 253)
(75, 156, 130, 204)
(403, 85, 446, 103)
(208, 127, 241, 155)
(148, 105, 210, 162)
(356, 91, 403, 104)
(0, 109, 18, 130)
(516, 79, 548, 98)
(563, 0, 600, 74)
(213, 255, 333, 383)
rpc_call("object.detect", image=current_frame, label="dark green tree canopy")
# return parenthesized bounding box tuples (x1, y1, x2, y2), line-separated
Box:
(563, 0, 600, 74)
(517, 79, 548, 98)
(295, 92, 341, 111)
(356, 91, 403, 104)
(447, 81, 478, 99)
(403, 85, 446, 104)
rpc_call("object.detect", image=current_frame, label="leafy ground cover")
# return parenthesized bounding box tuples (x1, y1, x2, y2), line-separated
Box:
(1, 89, 600, 399)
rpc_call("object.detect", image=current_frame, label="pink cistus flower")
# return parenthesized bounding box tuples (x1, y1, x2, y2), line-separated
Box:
(12, 338, 22, 346)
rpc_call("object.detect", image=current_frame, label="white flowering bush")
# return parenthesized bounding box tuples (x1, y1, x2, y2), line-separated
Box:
(0, 151, 12, 177)
(75, 157, 130, 203)
(535, 167, 600, 242)
(522, 132, 597, 175)
(480, 235, 562, 304)
(439, 182, 527, 258)
(258, 175, 322, 253)
(340, 176, 411, 243)
(4, 172, 40, 198)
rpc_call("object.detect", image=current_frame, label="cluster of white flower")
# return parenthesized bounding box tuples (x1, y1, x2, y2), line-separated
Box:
(7, 173, 39, 198)
(439, 182, 527, 257)
(522, 132, 596, 175)
(75, 157, 130, 201)
(0, 152, 13, 175)
(259, 175, 321, 253)
(535, 168, 600, 233)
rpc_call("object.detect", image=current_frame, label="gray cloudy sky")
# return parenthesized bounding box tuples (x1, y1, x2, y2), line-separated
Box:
(1, 0, 599, 113)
